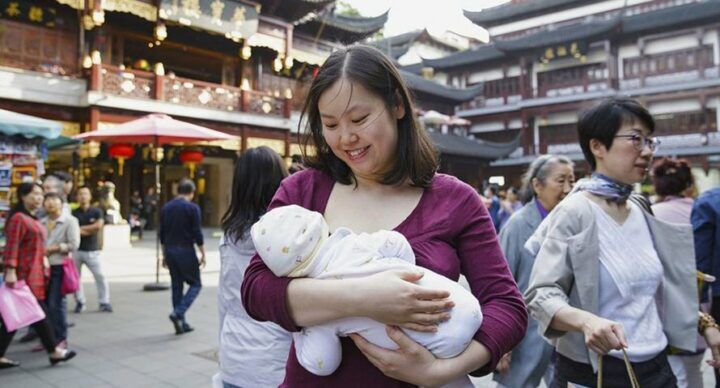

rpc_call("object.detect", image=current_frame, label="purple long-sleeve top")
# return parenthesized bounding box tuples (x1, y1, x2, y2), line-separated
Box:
(241, 169, 527, 387)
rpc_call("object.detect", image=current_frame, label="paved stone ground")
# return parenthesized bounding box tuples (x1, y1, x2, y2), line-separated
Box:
(1, 230, 716, 387)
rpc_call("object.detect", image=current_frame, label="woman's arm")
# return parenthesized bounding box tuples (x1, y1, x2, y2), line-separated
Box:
(241, 173, 453, 332)
(3, 215, 25, 286)
(351, 328, 491, 387)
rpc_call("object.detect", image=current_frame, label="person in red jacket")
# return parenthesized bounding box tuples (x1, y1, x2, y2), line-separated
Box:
(0, 182, 76, 369)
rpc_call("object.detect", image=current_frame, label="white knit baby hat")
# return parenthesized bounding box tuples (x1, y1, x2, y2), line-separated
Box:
(250, 205, 329, 277)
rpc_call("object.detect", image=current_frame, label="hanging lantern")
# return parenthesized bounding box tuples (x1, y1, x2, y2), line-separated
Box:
(154, 22, 167, 42)
(82, 54, 93, 69)
(240, 43, 252, 61)
(108, 144, 135, 176)
(273, 55, 283, 72)
(92, 10, 105, 26)
(179, 149, 204, 178)
(284, 55, 294, 69)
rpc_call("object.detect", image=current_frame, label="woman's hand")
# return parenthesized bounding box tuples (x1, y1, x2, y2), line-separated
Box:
(4, 268, 17, 287)
(355, 270, 454, 333)
(495, 352, 512, 374)
(582, 315, 627, 355)
(351, 326, 449, 387)
(703, 326, 720, 368)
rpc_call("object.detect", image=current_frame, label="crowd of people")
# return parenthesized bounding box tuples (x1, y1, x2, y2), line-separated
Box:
(213, 46, 720, 388)
(0, 173, 112, 369)
(3, 44, 720, 388)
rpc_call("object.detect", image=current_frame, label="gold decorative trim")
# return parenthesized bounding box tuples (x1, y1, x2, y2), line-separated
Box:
(54, 0, 83, 9)
(53, 0, 157, 21)
(290, 48, 326, 66)
(103, 0, 157, 22)
(247, 32, 285, 54)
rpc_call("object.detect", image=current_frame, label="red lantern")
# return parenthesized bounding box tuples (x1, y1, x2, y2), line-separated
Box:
(179, 149, 204, 177)
(108, 144, 135, 175)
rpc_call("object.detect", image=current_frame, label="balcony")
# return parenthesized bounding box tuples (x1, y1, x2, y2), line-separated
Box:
(98, 65, 292, 118)
(536, 64, 609, 98)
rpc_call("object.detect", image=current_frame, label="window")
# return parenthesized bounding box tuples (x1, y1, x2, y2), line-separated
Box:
(623, 45, 714, 78)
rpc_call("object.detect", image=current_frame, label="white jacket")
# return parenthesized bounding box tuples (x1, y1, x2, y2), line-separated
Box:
(217, 233, 292, 387)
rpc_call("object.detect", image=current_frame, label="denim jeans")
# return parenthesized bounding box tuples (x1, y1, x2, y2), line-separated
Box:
(47, 265, 67, 342)
(165, 246, 202, 319)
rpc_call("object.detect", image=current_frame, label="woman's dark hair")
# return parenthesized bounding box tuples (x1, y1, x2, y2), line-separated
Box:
(9, 182, 42, 220)
(520, 154, 574, 203)
(577, 97, 655, 170)
(300, 44, 438, 187)
(652, 157, 694, 197)
(221, 146, 288, 243)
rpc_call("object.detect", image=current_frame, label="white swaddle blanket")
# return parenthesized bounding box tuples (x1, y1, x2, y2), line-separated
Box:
(251, 205, 482, 385)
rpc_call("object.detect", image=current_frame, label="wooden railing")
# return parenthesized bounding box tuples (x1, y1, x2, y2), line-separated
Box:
(0, 19, 79, 76)
(536, 63, 608, 98)
(96, 65, 291, 118)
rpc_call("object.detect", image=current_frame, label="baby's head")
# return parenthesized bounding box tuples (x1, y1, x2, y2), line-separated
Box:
(251, 205, 329, 277)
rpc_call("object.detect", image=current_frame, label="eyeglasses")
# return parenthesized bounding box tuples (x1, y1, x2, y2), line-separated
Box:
(614, 134, 661, 152)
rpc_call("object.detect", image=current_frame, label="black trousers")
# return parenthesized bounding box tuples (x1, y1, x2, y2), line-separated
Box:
(554, 352, 677, 388)
(0, 300, 57, 357)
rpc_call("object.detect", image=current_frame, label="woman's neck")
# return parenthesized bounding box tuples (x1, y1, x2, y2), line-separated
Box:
(593, 167, 635, 186)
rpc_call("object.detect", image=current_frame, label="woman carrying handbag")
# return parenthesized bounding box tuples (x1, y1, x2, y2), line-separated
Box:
(41, 192, 80, 348)
(0, 182, 76, 369)
(525, 98, 720, 387)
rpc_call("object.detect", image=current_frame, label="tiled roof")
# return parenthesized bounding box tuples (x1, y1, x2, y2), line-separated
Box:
(428, 131, 520, 159)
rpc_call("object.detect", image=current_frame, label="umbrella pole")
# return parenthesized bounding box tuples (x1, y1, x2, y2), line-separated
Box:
(144, 142, 169, 291)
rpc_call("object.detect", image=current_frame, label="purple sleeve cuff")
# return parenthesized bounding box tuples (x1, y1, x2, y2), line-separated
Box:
(471, 325, 503, 376)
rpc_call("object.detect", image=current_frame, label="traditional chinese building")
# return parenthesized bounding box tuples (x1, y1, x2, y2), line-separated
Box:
(0, 0, 387, 225)
(422, 0, 720, 191)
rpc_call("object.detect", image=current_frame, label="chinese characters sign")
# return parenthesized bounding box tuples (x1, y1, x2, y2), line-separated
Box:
(159, 0, 258, 40)
(0, 0, 59, 27)
(539, 41, 588, 63)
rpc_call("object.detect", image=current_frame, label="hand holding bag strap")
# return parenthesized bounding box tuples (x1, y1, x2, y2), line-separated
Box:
(597, 349, 640, 388)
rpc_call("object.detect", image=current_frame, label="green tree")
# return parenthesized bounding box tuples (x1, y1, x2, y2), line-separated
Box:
(335, 1, 361, 17)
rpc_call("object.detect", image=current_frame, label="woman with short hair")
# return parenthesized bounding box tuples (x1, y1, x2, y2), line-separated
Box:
(526, 98, 720, 387)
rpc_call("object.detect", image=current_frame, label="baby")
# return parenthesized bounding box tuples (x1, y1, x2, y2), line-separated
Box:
(251, 205, 482, 382)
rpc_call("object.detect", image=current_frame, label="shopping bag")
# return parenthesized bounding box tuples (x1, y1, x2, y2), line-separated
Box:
(0, 280, 46, 332)
(596, 348, 639, 388)
(61, 256, 79, 295)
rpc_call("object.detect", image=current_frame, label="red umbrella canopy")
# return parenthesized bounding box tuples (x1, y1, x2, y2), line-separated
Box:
(74, 113, 237, 145)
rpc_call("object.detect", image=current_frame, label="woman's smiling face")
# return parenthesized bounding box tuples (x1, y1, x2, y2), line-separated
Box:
(318, 78, 405, 183)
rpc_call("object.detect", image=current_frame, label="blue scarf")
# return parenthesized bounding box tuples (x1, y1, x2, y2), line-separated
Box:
(574, 173, 633, 203)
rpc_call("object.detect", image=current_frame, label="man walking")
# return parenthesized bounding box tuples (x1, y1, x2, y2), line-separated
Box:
(72, 186, 113, 313)
(160, 179, 205, 335)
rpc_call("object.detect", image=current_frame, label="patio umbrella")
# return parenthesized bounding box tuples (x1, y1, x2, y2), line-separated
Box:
(74, 113, 236, 144)
(0, 108, 62, 139)
(74, 113, 238, 291)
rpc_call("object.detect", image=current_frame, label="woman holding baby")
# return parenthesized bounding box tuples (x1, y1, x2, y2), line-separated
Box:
(240, 44, 527, 387)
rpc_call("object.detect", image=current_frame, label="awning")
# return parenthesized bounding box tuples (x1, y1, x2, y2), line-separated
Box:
(0, 109, 62, 140)
(47, 135, 80, 150)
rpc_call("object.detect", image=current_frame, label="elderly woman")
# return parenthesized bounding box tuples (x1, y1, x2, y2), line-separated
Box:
(525, 98, 720, 387)
(493, 154, 574, 388)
